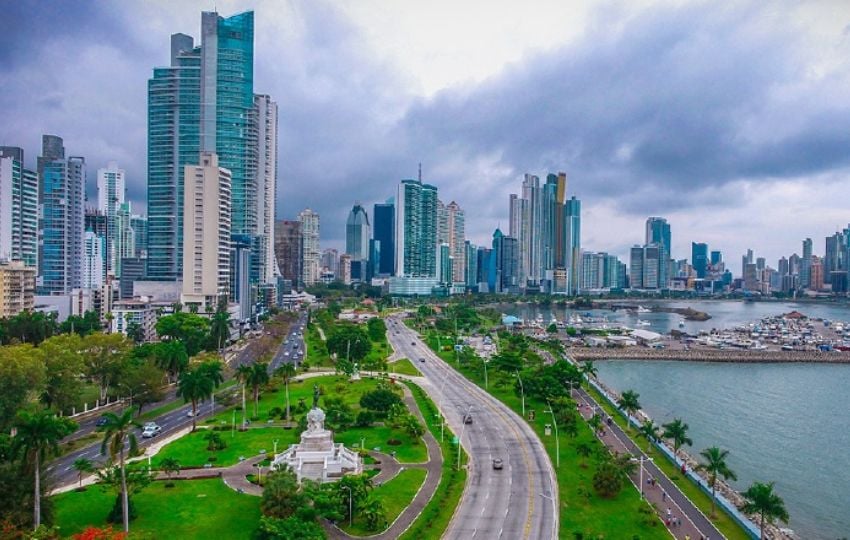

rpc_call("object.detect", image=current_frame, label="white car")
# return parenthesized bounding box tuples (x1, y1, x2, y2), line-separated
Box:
(141, 423, 162, 438)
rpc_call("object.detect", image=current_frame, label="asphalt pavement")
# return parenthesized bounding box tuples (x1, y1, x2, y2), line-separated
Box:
(385, 315, 558, 540)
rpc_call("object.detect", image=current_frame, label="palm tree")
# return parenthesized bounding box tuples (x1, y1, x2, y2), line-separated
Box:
(177, 367, 215, 431)
(617, 390, 641, 430)
(575, 441, 593, 468)
(588, 413, 603, 435)
(275, 363, 297, 421)
(98, 408, 140, 533)
(209, 301, 231, 351)
(236, 364, 252, 428)
(160, 457, 181, 482)
(154, 341, 189, 383)
(246, 362, 270, 418)
(579, 360, 598, 388)
(197, 360, 224, 388)
(638, 420, 660, 450)
(12, 410, 76, 529)
(72, 457, 95, 489)
(741, 481, 789, 540)
(661, 418, 693, 457)
(697, 446, 738, 518)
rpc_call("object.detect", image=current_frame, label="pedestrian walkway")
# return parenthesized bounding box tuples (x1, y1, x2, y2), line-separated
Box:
(573, 385, 724, 540)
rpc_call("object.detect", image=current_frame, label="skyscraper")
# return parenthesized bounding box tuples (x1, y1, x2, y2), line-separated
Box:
(691, 242, 708, 279)
(37, 135, 84, 295)
(645, 217, 671, 289)
(373, 201, 394, 276)
(115, 202, 135, 277)
(345, 203, 370, 262)
(97, 162, 125, 276)
(564, 196, 581, 295)
(148, 11, 271, 287)
(274, 220, 301, 285)
(83, 231, 105, 289)
(0, 147, 38, 267)
(395, 179, 438, 278)
(181, 152, 232, 309)
(444, 201, 466, 284)
(801, 238, 813, 288)
(299, 209, 320, 286)
(131, 214, 148, 259)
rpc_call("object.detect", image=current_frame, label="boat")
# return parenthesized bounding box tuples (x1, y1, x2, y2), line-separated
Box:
(678, 320, 686, 328)
(636, 320, 651, 327)
(636, 306, 651, 313)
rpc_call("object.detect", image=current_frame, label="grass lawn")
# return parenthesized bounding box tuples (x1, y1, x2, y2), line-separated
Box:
(153, 427, 298, 468)
(340, 468, 427, 536)
(423, 332, 668, 540)
(399, 382, 467, 540)
(389, 358, 421, 376)
(586, 384, 751, 540)
(336, 426, 427, 464)
(305, 324, 333, 367)
(53, 479, 261, 539)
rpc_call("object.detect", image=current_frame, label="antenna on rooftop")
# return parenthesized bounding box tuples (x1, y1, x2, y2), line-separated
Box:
(418, 162, 422, 183)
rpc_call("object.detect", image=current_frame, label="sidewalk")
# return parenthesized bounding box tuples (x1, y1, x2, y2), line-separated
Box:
(573, 385, 724, 540)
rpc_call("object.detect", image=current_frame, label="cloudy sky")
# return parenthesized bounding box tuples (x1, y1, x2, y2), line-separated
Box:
(2, 0, 850, 273)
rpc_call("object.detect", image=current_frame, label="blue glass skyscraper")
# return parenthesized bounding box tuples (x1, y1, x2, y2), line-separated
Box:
(373, 200, 395, 275)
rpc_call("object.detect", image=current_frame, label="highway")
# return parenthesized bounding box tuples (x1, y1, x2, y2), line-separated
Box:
(48, 312, 306, 489)
(386, 315, 558, 540)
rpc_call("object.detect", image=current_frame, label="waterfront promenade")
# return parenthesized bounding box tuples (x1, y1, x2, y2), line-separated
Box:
(571, 346, 850, 363)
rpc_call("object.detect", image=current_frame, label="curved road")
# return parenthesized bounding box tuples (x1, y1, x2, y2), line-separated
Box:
(386, 316, 558, 540)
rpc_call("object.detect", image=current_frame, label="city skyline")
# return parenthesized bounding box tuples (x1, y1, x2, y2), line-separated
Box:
(2, 1, 850, 269)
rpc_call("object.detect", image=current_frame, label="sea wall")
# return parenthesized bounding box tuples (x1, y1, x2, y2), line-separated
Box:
(571, 347, 850, 363)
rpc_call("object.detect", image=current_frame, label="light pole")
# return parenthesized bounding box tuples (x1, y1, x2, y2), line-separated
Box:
(457, 405, 473, 470)
(483, 358, 489, 390)
(342, 485, 353, 527)
(632, 455, 653, 499)
(273, 439, 279, 454)
(515, 369, 526, 417)
(545, 399, 560, 468)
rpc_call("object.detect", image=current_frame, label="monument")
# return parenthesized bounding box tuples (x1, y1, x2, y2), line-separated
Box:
(272, 384, 362, 483)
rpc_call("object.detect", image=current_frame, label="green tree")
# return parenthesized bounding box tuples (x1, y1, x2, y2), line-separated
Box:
(741, 481, 789, 540)
(592, 460, 624, 498)
(245, 363, 270, 418)
(236, 364, 252, 427)
(195, 358, 224, 388)
(274, 363, 296, 421)
(177, 366, 215, 430)
(125, 322, 146, 344)
(0, 344, 46, 430)
(697, 446, 737, 518)
(95, 463, 151, 525)
(80, 333, 132, 402)
(116, 360, 166, 416)
(337, 473, 373, 523)
(359, 389, 402, 416)
(152, 340, 189, 382)
(38, 334, 85, 414)
(323, 396, 354, 431)
(204, 431, 227, 451)
(546, 322, 558, 333)
(72, 458, 95, 489)
(155, 312, 209, 357)
(59, 310, 101, 336)
(12, 410, 76, 528)
(575, 442, 593, 468)
(207, 300, 231, 351)
(97, 408, 140, 533)
(260, 468, 305, 519)
(327, 324, 371, 363)
(616, 390, 641, 430)
(638, 420, 660, 448)
(366, 317, 387, 342)
(661, 418, 693, 457)
(159, 457, 180, 482)
(402, 414, 425, 442)
(362, 494, 388, 531)
(492, 350, 523, 375)
(255, 516, 325, 540)
(3, 310, 57, 344)
(579, 360, 598, 387)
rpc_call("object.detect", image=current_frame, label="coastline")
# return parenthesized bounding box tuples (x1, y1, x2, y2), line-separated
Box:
(570, 347, 850, 363)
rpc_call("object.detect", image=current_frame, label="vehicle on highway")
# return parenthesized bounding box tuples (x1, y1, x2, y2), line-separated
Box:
(186, 410, 195, 417)
(463, 414, 473, 424)
(419, 357, 426, 363)
(141, 423, 162, 438)
(411, 342, 416, 346)
(492, 458, 503, 470)
(95, 415, 109, 427)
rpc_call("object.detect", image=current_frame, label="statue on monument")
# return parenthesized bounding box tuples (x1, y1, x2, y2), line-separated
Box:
(312, 383, 320, 409)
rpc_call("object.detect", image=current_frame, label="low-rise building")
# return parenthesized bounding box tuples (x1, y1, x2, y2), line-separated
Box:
(0, 260, 35, 316)
(111, 299, 157, 342)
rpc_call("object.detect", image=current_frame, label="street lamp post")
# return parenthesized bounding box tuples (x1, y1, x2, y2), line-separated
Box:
(515, 369, 526, 417)
(545, 399, 560, 468)
(632, 455, 653, 499)
(483, 358, 489, 390)
(457, 404, 473, 470)
(273, 439, 279, 454)
(342, 485, 353, 527)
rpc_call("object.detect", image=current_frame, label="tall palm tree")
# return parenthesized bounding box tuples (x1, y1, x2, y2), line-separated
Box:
(177, 367, 215, 431)
(617, 390, 641, 430)
(246, 362, 270, 418)
(197, 360, 224, 388)
(275, 363, 297, 421)
(741, 481, 789, 540)
(638, 420, 660, 449)
(98, 408, 140, 533)
(579, 360, 598, 388)
(12, 410, 76, 529)
(72, 457, 95, 489)
(697, 446, 738, 517)
(661, 418, 693, 457)
(236, 364, 252, 428)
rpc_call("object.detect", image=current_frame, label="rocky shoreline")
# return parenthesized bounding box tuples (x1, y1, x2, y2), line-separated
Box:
(571, 347, 850, 363)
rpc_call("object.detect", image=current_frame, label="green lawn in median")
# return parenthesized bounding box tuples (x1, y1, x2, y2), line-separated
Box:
(389, 358, 421, 376)
(340, 468, 427, 536)
(53, 479, 261, 539)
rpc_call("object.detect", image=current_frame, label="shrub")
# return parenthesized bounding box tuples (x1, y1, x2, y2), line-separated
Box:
(387, 439, 402, 446)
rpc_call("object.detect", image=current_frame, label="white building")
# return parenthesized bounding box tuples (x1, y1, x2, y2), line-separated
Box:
(114, 201, 135, 277)
(299, 208, 320, 286)
(97, 161, 125, 276)
(111, 299, 157, 342)
(0, 148, 38, 267)
(82, 231, 105, 289)
(181, 152, 232, 311)
(445, 201, 466, 284)
(254, 94, 278, 285)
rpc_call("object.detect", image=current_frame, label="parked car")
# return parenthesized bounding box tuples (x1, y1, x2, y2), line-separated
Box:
(492, 458, 503, 470)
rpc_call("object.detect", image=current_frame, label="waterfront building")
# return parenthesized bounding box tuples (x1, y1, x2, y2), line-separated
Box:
(395, 179, 438, 278)
(645, 217, 671, 288)
(810, 255, 824, 291)
(372, 201, 395, 276)
(96, 162, 125, 276)
(37, 135, 85, 295)
(299, 209, 320, 286)
(0, 147, 38, 267)
(580, 251, 604, 291)
(345, 203, 370, 262)
(710, 250, 722, 266)
(692, 242, 708, 279)
(801, 238, 813, 288)
(824, 231, 847, 285)
(274, 220, 302, 286)
(629, 244, 661, 290)
(490, 228, 519, 293)
(564, 196, 581, 295)
(181, 152, 232, 311)
(0, 261, 36, 317)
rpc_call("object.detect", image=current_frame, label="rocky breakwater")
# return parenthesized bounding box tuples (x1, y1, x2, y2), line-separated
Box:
(653, 306, 712, 321)
(572, 346, 850, 363)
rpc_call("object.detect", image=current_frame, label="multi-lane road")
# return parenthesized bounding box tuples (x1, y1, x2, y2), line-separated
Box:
(48, 312, 307, 489)
(386, 315, 558, 540)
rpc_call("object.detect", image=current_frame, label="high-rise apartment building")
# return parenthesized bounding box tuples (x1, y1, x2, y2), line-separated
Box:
(97, 162, 125, 276)
(321, 248, 339, 278)
(630, 244, 661, 289)
(395, 179, 438, 278)
(564, 196, 581, 295)
(645, 217, 671, 289)
(131, 214, 148, 259)
(464, 240, 478, 289)
(346, 203, 370, 262)
(83, 231, 105, 289)
(692, 242, 708, 279)
(0, 147, 38, 267)
(299, 209, 320, 286)
(37, 135, 85, 295)
(181, 153, 232, 309)
(115, 202, 136, 277)
(148, 11, 274, 290)
(443, 201, 465, 284)
(274, 220, 301, 285)
(801, 238, 813, 288)
(373, 201, 394, 276)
